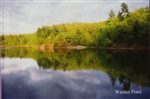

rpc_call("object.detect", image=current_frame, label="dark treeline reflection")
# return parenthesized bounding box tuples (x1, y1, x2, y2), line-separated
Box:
(1, 48, 149, 90)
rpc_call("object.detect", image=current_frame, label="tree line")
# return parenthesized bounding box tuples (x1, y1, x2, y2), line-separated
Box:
(0, 3, 149, 48)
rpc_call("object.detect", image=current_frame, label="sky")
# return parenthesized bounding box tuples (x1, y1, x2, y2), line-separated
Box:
(0, 0, 149, 35)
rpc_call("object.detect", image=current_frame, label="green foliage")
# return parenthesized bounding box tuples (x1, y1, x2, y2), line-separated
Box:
(0, 5, 149, 48)
(121, 2, 129, 17)
(117, 2, 129, 21)
(117, 11, 124, 21)
(109, 9, 115, 19)
(0, 35, 5, 45)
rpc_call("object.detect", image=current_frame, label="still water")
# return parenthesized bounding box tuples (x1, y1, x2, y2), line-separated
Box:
(1, 48, 150, 99)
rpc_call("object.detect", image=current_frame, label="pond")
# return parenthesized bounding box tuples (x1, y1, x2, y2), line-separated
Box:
(1, 48, 150, 99)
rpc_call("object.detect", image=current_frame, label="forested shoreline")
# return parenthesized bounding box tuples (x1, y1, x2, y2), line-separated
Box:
(0, 3, 149, 49)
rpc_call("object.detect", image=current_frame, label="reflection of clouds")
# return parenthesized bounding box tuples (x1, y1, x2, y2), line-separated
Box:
(2, 58, 149, 99)
(1, 58, 38, 74)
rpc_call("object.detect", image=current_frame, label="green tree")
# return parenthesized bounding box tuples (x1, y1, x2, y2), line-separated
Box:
(117, 3, 129, 21)
(117, 11, 123, 21)
(109, 9, 115, 19)
(121, 2, 129, 17)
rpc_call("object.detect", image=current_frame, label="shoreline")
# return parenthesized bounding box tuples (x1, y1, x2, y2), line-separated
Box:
(0, 45, 149, 50)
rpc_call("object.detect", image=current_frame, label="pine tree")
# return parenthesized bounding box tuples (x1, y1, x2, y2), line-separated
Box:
(121, 2, 129, 17)
(117, 2, 129, 21)
(117, 11, 123, 21)
(109, 9, 115, 19)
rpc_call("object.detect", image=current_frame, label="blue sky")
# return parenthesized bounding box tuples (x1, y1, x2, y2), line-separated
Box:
(0, 0, 149, 35)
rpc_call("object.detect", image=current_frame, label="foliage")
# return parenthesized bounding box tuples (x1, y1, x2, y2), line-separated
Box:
(0, 4, 149, 48)
(109, 9, 115, 19)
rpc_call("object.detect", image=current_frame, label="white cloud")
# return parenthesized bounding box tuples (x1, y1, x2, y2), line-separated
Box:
(1, 0, 149, 35)
(1, 57, 108, 84)
(1, 58, 38, 74)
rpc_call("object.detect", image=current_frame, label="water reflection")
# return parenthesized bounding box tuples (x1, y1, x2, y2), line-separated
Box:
(1, 48, 150, 99)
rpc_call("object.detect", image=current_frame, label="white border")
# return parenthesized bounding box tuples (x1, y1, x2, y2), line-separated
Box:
(1, 0, 148, 2)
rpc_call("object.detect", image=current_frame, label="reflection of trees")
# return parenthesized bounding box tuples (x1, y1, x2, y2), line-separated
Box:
(108, 73, 131, 91)
(108, 73, 116, 86)
(35, 49, 100, 71)
(1, 48, 149, 90)
(122, 79, 130, 91)
(96, 50, 149, 90)
(0, 48, 34, 58)
(118, 75, 130, 91)
(37, 57, 53, 69)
